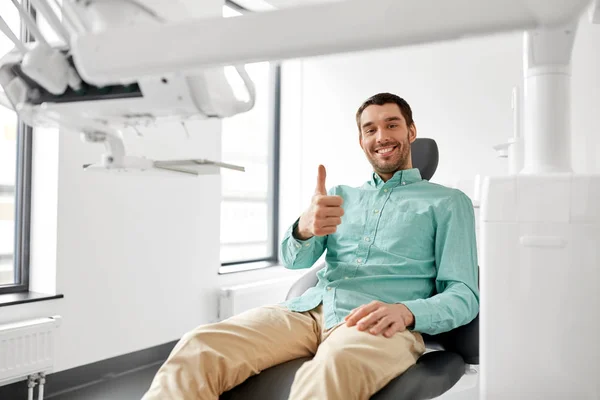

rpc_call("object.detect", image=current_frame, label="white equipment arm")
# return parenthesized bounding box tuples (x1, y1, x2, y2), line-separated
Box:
(70, 0, 589, 85)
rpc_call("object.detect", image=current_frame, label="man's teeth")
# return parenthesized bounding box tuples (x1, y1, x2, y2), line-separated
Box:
(376, 146, 396, 154)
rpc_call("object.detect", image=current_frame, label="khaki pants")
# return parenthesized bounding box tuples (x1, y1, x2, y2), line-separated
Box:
(142, 303, 426, 400)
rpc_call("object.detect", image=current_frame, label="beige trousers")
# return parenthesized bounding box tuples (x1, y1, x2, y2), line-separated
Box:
(142, 303, 426, 400)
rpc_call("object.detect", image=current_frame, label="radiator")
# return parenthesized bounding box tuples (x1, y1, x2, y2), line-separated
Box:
(219, 276, 300, 320)
(0, 316, 62, 387)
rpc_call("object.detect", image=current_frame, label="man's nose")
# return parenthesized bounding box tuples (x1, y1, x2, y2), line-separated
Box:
(375, 127, 391, 142)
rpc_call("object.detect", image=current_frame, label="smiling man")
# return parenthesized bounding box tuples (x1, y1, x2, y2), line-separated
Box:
(143, 93, 479, 400)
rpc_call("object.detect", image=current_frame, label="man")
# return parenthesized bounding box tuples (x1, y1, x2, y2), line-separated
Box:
(143, 93, 479, 400)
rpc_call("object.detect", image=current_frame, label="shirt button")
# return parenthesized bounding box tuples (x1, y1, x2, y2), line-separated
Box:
(402, 181, 406, 185)
(357, 258, 363, 263)
(374, 209, 379, 214)
(295, 244, 301, 248)
(384, 189, 388, 193)
(364, 237, 370, 242)
(344, 276, 349, 279)
(304, 243, 310, 247)
(327, 287, 332, 291)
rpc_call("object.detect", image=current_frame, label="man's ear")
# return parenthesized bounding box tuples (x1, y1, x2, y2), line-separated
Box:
(408, 123, 417, 144)
(358, 133, 364, 150)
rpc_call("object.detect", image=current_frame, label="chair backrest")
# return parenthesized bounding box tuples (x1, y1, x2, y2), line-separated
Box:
(411, 138, 439, 181)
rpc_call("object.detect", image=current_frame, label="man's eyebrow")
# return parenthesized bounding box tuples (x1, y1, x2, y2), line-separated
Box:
(361, 116, 402, 130)
(384, 116, 402, 122)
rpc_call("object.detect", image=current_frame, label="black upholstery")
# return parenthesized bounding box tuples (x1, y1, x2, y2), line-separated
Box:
(411, 138, 439, 181)
(221, 138, 479, 399)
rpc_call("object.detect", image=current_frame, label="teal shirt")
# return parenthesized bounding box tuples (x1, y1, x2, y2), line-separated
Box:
(279, 168, 479, 335)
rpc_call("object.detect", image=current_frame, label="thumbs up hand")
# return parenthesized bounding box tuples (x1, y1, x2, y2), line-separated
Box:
(295, 165, 344, 240)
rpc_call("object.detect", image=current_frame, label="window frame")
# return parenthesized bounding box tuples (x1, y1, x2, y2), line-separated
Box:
(0, 3, 33, 295)
(219, 1, 282, 274)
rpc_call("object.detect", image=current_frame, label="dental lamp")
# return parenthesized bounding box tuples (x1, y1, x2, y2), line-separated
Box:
(1, 0, 599, 398)
(0, 0, 253, 175)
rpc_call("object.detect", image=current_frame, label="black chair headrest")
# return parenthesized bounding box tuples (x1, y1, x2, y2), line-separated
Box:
(411, 138, 439, 181)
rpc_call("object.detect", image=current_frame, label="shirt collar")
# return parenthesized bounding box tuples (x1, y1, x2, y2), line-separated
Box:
(369, 168, 422, 188)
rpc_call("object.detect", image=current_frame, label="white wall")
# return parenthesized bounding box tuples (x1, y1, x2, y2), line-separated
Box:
(1, 117, 301, 374)
(279, 12, 600, 219)
(0, 0, 303, 374)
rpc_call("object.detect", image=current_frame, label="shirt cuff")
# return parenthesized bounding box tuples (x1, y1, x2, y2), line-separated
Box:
(287, 218, 318, 249)
(400, 299, 432, 333)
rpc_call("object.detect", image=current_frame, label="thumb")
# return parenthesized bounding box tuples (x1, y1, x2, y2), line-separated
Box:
(315, 164, 327, 195)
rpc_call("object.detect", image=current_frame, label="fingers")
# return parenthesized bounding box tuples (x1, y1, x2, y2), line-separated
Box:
(369, 316, 393, 335)
(345, 302, 383, 327)
(356, 308, 387, 331)
(313, 226, 337, 236)
(314, 195, 344, 207)
(346, 303, 374, 326)
(315, 207, 344, 220)
(318, 217, 342, 228)
(315, 165, 327, 195)
(384, 322, 404, 338)
(344, 300, 384, 326)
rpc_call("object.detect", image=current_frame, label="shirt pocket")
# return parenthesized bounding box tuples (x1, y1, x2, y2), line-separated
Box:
(373, 210, 434, 258)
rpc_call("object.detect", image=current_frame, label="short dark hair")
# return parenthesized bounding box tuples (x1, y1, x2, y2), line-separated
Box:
(356, 93, 414, 133)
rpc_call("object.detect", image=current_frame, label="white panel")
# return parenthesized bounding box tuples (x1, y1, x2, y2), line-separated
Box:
(481, 175, 600, 399)
(219, 276, 299, 319)
(570, 174, 600, 223)
(479, 220, 519, 398)
(0, 317, 61, 386)
(517, 174, 572, 223)
(480, 176, 517, 222)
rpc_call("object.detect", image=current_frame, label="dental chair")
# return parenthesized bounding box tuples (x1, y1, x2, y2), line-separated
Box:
(221, 138, 480, 400)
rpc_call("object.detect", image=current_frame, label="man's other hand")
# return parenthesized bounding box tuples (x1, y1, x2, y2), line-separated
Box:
(295, 165, 344, 240)
(345, 301, 415, 338)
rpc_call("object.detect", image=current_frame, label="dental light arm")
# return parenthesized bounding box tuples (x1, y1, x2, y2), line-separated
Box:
(69, 0, 588, 85)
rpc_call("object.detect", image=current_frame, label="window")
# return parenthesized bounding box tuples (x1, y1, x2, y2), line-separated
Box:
(219, 2, 281, 272)
(0, 1, 32, 294)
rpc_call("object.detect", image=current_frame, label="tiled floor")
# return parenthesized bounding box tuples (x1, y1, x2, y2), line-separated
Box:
(48, 364, 160, 400)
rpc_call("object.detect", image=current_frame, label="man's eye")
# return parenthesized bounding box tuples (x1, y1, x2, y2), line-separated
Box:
(389, 124, 398, 129)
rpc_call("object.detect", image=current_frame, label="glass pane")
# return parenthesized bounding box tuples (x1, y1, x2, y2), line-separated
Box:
(221, 62, 271, 161)
(0, 1, 20, 286)
(220, 5, 273, 265)
(222, 162, 269, 199)
(220, 200, 269, 262)
(220, 242, 270, 265)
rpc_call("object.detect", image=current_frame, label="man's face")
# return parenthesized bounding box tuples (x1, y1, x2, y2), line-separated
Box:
(359, 103, 416, 177)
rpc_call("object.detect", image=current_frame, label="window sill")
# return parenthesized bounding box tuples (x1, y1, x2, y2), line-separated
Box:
(219, 260, 281, 275)
(0, 291, 64, 307)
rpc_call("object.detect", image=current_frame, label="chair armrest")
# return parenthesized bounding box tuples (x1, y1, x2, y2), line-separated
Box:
(285, 261, 325, 300)
(432, 314, 479, 365)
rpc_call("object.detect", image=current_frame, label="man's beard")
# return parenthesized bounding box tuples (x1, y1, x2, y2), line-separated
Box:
(366, 140, 411, 174)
